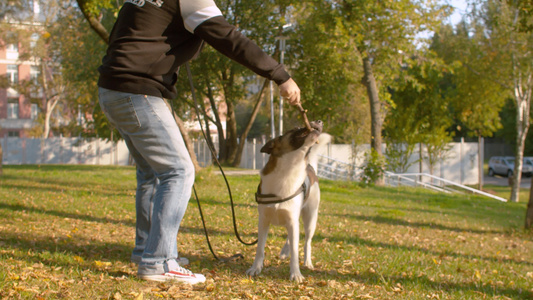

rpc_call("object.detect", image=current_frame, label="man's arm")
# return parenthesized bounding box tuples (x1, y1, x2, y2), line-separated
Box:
(194, 16, 290, 85)
(180, 0, 300, 104)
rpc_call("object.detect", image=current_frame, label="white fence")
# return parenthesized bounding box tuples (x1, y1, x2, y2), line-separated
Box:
(1, 136, 481, 185)
(1, 137, 131, 165)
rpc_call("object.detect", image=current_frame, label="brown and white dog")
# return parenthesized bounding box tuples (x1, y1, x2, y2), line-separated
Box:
(246, 120, 330, 282)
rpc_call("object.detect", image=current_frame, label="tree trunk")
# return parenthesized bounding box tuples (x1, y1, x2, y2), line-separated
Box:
(362, 56, 383, 156)
(225, 100, 238, 164)
(526, 176, 533, 229)
(510, 82, 531, 202)
(510, 128, 526, 202)
(205, 80, 227, 163)
(232, 78, 269, 167)
(478, 135, 484, 191)
(0, 142, 3, 176)
(76, 0, 110, 44)
(43, 96, 60, 139)
(362, 56, 384, 185)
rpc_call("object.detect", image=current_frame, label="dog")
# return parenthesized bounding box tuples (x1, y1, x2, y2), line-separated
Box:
(246, 120, 330, 282)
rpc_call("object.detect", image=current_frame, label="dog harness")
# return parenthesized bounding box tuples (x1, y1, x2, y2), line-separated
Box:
(255, 165, 318, 205)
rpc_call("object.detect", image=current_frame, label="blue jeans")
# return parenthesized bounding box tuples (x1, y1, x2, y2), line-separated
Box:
(98, 87, 195, 267)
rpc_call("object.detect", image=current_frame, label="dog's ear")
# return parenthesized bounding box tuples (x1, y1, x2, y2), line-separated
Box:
(260, 138, 277, 154)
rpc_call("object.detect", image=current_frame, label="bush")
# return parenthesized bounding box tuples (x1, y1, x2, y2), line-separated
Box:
(361, 149, 386, 186)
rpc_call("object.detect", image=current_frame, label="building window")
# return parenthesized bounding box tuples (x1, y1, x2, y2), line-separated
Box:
(8, 131, 20, 137)
(30, 33, 40, 49)
(31, 103, 40, 120)
(7, 43, 18, 52)
(7, 98, 19, 119)
(6, 43, 19, 60)
(7, 65, 19, 84)
(30, 66, 40, 83)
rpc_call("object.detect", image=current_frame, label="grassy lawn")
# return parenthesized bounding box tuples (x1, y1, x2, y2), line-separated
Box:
(0, 165, 532, 299)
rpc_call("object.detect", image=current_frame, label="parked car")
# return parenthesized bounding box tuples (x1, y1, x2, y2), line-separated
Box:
(488, 156, 533, 177)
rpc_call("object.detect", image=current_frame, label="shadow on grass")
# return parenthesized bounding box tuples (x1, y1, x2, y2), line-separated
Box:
(351, 270, 532, 299)
(1, 176, 132, 198)
(0, 199, 259, 243)
(0, 202, 136, 227)
(0, 230, 133, 270)
(314, 232, 533, 267)
(324, 211, 504, 235)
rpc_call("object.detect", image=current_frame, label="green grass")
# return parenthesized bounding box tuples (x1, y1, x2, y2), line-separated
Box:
(0, 165, 532, 299)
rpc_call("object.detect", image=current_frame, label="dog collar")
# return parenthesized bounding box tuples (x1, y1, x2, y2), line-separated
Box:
(255, 165, 317, 205)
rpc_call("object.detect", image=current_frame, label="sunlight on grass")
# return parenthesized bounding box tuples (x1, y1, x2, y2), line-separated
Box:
(0, 165, 532, 299)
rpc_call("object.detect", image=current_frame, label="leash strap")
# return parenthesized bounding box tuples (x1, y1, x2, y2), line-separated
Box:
(184, 62, 257, 262)
(255, 184, 306, 204)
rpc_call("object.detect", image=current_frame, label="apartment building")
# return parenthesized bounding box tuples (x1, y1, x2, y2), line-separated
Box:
(0, 41, 40, 138)
(0, 2, 41, 138)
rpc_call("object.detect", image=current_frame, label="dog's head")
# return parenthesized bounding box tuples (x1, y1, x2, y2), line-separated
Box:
(260, 120, 323, 157)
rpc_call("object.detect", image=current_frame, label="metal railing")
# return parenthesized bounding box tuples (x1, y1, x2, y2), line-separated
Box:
(317, 155, 359, 181)
(315, 154, 508, 202)
(384, 172, 508, 202)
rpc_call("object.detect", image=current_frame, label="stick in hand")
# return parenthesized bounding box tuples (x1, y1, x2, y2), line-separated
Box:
(296, 103, 312, 131)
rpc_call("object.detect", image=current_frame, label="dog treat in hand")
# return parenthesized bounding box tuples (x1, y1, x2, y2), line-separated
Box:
(296, 103, 312, 131)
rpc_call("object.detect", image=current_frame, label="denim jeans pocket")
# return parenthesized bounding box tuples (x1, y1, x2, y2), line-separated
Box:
(102, 96, 141, 133)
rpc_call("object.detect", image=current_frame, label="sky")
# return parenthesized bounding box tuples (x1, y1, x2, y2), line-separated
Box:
(446, 0, 469, 25)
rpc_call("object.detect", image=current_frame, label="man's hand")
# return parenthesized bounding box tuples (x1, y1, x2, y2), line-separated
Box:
(279, 78, 301, 105)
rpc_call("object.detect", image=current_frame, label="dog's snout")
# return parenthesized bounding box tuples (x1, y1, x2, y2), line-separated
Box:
(310, 120, 323, 132)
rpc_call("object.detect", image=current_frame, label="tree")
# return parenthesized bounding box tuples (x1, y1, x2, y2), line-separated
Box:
(315, 0, 449, 184)
(173, 0, 282, 166)
(431, 21, 507, 189)
(290, 1, 369, 144)
(0, 0, 79, 138)
(340, 0, 448, 150)
(386, 57, 453, 175)
(469, 0, 533, 203)
(509, 0, 533, 229)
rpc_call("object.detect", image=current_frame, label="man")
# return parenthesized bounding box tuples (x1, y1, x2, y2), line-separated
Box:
(97, 0, 300, 284)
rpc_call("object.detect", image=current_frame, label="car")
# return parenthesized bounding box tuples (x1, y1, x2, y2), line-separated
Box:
(488, 156, 533, 177)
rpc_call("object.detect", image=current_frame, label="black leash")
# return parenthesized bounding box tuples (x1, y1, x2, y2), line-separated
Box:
(182, 62, 258, 262)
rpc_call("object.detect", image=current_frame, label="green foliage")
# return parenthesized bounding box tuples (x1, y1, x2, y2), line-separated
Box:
(235, 103, 269, 139)
(431, 21, 507, 138)
(361, 148, 386, 186)
(385, 142, 418, 173)
(291, 1, 368, 143)
(385, 56, 453, 174)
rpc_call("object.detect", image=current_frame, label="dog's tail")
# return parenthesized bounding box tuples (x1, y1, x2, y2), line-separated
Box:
(308, 133, 332, 172)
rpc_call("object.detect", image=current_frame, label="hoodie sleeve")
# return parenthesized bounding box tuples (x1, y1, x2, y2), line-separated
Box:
(179, 0, 291, 85)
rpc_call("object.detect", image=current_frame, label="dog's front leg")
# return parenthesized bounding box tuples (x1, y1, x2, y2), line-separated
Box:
(286, 221, 304, 283)
(246, 212, 270, 277)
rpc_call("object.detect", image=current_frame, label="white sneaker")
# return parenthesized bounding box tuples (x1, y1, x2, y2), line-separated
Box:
(138, 259, 205, 285)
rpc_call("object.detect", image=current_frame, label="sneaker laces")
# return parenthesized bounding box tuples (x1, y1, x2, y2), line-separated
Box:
(172, 265, 194, 276)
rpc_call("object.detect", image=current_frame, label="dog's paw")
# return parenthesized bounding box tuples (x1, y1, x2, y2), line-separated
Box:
(290, 272, 305, 283)
(246, 266, 262, 277)
(303, 261, 314, 270)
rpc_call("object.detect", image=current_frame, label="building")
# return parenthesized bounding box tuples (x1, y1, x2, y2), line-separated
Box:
(0, 2, 41, 138)
(0, 42, 40, 138)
